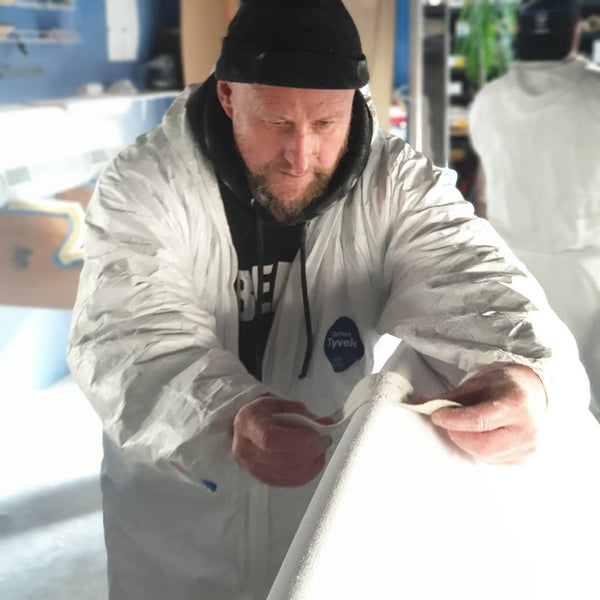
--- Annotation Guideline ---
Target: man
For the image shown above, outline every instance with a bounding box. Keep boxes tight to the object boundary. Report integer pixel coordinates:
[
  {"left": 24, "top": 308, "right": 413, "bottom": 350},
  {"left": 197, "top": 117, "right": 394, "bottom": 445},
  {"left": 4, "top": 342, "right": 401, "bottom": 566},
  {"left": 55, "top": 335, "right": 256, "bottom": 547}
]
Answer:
[
  {"left": 469, "top": 0, "right": 600, "bottom": 420},
  {"left": 68, "top": 0, "right": 588, "bottom": 598}
]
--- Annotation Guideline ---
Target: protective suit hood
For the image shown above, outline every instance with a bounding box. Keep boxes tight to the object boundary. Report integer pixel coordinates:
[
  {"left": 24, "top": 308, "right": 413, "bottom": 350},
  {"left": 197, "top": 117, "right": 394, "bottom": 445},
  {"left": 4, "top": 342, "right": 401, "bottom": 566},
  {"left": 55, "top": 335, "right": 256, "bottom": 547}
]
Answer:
[{"left": 505, "top": 55, "right": 591, "bottom": 111}]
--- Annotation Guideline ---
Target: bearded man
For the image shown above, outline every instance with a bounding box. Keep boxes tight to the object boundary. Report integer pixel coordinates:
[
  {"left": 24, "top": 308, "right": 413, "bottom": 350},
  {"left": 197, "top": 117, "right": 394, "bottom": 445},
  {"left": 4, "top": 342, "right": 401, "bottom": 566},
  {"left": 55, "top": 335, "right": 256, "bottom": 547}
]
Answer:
[{"left": 68, "top": 1, "right": 588, "bottom": 598}]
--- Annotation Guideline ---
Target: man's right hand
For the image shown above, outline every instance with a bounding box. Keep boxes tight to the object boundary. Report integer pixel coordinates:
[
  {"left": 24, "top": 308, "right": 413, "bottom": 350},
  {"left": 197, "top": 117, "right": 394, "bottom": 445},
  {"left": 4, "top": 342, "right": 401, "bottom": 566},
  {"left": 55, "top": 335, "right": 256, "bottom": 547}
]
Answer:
[{"left": 233, "top": 396, "right": 332, "bottom": 486}]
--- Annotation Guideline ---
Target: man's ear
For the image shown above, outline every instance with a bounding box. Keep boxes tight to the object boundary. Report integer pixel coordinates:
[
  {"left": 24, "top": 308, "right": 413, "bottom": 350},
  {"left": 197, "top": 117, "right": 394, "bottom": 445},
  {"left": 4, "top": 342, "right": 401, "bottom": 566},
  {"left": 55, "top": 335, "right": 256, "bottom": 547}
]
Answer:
[{"left": 216, "top": 81, "right": 234, "bottom": 119}]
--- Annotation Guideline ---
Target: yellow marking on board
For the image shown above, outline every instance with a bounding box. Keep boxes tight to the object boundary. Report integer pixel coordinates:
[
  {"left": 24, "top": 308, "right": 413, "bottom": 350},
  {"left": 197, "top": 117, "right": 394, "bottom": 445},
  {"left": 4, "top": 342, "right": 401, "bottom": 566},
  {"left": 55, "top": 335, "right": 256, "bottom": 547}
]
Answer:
[{"left": 4, "top": 198, "right": 85, "bottom": 267}]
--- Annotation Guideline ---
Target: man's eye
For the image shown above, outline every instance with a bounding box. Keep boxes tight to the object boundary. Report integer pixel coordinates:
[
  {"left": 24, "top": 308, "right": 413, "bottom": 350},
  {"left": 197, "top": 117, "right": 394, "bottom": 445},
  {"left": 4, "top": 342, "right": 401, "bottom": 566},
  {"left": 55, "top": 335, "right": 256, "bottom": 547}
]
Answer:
[{"left": 314, "top": 120, "right": 333, "bottom": 129}]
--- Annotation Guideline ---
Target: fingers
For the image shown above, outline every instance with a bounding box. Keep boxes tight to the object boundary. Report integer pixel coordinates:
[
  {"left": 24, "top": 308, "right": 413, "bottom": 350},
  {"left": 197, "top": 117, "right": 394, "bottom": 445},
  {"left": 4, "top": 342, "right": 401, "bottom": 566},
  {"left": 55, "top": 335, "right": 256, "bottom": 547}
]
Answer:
[
  {"left": 431, "top": 402, "right": 516, "bottom": 462},
  {"left": 233, "top": 433, "right": 327, "bottom": 486},
  {"left": 235, "top": 398, "right": 329, "bottom": 455},
  {"left": 233, "top": 425, "right": 332, "bottom": 463},
  {"left": 233, "top": 396, "right": 332, "bottom": 486},
  {"left": 431, "top": 400, "right": 515, "bottom": 433},
  {"left": 431, "top": 401, "right": 538, "bottom": 463},
  {"left": 428, "top": 363, "right": 547, "bottom": 464}
]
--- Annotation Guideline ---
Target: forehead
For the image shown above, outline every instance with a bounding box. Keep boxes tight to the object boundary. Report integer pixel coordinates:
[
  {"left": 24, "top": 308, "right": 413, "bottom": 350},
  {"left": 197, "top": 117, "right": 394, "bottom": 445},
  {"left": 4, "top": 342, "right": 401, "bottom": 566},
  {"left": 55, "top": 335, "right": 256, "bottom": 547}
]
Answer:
[{"left": 234, "top": 83, "right": 355, "bottom": 118}]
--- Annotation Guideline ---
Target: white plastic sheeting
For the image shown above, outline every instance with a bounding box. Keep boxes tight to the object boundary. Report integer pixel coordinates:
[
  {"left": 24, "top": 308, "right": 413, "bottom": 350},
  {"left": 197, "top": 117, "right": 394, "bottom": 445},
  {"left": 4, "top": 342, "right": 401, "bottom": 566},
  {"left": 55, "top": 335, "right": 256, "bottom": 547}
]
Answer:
[{"left": 0, "top": 92, "right": 178, "bottom": 207}]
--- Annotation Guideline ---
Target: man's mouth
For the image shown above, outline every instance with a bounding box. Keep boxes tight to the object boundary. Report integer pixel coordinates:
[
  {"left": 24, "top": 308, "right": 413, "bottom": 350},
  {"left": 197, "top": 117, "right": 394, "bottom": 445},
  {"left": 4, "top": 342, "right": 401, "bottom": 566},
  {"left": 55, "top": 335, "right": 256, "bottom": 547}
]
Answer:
[{"left": 279, "top": 171, "right": 311, "bottom": 179}]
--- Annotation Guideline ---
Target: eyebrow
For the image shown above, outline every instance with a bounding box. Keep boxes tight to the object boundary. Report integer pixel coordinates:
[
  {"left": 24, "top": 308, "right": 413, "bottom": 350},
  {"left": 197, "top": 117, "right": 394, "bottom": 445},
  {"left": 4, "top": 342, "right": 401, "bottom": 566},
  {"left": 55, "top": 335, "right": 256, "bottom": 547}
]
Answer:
[{"left": 256, "top": 107, "right": 348, "bottom": 121}]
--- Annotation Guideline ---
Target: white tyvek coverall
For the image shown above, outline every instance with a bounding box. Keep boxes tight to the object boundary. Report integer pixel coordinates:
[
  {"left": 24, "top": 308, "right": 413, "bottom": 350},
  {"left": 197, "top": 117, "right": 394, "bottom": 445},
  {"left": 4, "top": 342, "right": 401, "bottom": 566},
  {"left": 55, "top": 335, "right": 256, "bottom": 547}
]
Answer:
[
  {"left": 68, "top": 86, "right": 588, "bottom": 599},
  {"left": 469, "top": 56, "right": 600, "bottom": 419}
]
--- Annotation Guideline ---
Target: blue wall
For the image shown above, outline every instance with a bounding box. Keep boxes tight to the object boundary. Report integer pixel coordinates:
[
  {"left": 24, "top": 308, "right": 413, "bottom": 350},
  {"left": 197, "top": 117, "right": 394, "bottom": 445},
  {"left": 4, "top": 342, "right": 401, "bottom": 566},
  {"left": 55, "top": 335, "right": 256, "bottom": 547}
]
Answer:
[
  {"left": 0, "top": 0, "right": 179, "bottom": 104},
  {"left": 0, "top": 1, "right": 180, "bottom": 390},
  {"left": 394, "top": 0, "right": 410, "bottom": 89}
]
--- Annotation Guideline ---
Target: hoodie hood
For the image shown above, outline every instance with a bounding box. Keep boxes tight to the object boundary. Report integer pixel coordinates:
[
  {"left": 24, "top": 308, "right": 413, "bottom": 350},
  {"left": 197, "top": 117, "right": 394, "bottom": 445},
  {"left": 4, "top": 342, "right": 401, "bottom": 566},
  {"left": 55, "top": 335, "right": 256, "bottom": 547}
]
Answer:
[{"left": 506, "top": 55, "right": 588, "bottom": 111}]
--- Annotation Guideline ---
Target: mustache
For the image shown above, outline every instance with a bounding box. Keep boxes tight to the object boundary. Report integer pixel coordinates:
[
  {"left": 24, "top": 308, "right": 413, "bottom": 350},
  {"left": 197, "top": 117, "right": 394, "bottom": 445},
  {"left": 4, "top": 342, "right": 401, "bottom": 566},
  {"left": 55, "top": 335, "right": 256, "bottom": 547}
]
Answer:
[
  {"left": 246, "top": 169, "right": 331, "bottom": 222},
  {"left": 254, "top": 160, "right": 330, "bottom": 179}
]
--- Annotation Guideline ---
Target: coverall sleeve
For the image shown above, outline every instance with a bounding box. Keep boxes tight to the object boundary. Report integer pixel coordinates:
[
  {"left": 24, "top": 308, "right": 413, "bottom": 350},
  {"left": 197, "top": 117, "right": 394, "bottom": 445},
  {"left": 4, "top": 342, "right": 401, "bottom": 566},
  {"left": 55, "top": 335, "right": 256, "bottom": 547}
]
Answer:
[
  {"left": 377, "top": 147, "right": 590, "bottom": 412},
  {"left": 67, "top": 145, "right": 270, "bottom": 492}
]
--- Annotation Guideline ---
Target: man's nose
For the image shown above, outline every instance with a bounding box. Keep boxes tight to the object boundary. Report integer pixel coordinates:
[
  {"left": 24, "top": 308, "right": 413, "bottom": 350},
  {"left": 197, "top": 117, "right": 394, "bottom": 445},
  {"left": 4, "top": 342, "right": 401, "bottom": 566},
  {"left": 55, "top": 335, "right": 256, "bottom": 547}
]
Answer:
[{"left": 284, "top": 126, "right": 316, "bottom": 174}]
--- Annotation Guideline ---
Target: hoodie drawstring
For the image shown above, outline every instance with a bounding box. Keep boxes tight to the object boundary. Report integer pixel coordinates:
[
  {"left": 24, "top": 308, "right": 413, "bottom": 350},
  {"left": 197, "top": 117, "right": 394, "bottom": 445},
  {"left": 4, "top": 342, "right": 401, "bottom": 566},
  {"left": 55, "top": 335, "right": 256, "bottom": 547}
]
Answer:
[
  {"left": 253, "top": 208, "right": 313, "bottom": 381},
  {"left": 298, "top": 228, "right": 313, "bottom": 379},
  {"left": 255, "top": 210, "right": 265, "bottom": 381}
]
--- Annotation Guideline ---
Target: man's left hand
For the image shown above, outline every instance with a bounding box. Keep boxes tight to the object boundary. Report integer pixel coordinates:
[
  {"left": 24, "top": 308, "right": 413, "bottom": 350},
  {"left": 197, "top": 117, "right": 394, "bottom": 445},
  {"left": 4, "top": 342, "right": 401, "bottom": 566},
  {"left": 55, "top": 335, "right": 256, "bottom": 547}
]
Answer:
[{"left": 428, "top": 363, "right": 547, "bottom": 465}]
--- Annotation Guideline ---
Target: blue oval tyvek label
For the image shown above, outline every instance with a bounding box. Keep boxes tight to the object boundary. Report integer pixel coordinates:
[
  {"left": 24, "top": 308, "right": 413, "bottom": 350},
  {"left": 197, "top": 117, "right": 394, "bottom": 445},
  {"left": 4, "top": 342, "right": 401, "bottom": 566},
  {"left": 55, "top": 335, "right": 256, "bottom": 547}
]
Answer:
[{"left": 324, "top": 316, "right": 365, "bottom": 373}]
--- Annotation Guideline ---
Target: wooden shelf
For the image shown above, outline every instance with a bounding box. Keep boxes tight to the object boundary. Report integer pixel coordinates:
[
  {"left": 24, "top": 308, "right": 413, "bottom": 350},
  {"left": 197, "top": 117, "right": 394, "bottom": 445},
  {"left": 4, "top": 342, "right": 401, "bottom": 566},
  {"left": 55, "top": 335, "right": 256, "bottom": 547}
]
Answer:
[{"left": 0, "top": 28, "right": 81, "bottom": 45}]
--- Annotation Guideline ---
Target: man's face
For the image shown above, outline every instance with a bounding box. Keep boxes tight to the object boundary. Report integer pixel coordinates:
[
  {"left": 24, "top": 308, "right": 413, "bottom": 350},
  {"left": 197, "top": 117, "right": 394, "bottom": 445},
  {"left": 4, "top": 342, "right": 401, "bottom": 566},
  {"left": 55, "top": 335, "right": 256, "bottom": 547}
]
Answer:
[{"left": 217, "top": 81, "right": 354, "bottom": 221}]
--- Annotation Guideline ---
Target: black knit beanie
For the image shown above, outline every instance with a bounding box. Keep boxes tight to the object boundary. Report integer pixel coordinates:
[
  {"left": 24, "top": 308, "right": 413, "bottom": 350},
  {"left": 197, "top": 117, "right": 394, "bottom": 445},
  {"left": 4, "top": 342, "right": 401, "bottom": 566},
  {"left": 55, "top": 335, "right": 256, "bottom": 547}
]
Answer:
[{"left": 215, "top": 0, "right": 369, "bottom": 89}]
